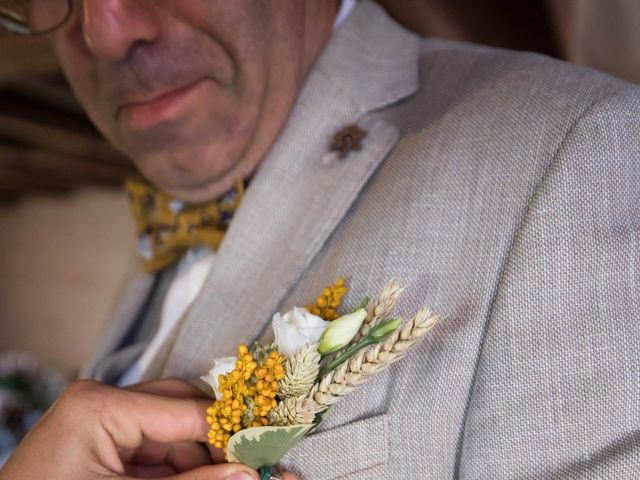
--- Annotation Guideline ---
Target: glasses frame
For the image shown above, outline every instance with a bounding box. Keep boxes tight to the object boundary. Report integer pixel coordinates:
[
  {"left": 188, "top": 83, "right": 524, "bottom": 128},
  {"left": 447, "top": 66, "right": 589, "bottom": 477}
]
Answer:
[{"left": 0, "top": 0, "right": 72, "bottom": 35}]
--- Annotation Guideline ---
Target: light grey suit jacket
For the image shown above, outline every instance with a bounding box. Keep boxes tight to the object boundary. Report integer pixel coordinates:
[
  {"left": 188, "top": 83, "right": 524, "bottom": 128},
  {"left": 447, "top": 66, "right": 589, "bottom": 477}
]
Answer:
[{"left": 82, "top": 1, "right": 640, "bottom": 478}]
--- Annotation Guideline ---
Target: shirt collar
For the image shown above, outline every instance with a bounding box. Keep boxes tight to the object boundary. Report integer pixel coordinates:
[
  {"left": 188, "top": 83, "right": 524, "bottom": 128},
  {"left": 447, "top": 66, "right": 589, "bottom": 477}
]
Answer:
[{"left": 334, "top": 0, "right": 357, "bottom": 29}]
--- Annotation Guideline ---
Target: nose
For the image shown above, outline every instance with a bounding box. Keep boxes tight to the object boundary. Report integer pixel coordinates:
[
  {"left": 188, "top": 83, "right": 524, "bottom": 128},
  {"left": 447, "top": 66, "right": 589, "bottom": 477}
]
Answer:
[{"left": 80, "top": 0, "right": 161, "bottom": 61}]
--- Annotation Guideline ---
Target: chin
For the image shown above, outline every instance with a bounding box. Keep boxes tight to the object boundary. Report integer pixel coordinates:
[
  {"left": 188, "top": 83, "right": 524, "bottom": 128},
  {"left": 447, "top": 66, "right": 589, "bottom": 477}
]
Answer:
[
  {"left": 135, "top": 158, "right": 240, "bottom": 202},
  {"left": 160, "top": 180, "right": 239, "bottom": 203}
]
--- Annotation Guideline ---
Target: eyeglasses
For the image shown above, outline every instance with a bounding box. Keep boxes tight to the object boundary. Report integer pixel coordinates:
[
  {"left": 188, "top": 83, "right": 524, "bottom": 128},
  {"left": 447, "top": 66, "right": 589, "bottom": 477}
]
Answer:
[{"left": 0, "top": 0, "right": 72, "bottom": 35}]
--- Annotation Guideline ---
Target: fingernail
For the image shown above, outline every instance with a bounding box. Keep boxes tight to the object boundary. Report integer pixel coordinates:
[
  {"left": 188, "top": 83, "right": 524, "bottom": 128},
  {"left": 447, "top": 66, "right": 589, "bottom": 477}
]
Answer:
[{"left": 227, "top": 472, "right": 257, "bottom": 480}]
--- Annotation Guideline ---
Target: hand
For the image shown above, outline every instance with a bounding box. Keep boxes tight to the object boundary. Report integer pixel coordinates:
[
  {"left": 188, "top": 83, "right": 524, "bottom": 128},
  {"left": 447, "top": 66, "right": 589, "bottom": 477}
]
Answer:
[
  {"left": 123, "top": 379, "right": 299, "bottom": 480},
  {"left": 0, "top": 379, "right": 261, "bottom": 480}
]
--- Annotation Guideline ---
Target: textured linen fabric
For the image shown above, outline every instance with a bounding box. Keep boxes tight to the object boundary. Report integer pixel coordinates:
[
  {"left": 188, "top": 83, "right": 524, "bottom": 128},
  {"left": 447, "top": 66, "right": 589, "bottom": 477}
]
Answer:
[{"left": 82, "top": 1, "right": 640, "bottom": 478}]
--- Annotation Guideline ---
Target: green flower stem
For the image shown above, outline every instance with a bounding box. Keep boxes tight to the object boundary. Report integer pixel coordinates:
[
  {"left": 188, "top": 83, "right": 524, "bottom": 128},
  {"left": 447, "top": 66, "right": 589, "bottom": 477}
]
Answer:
[
  {"left": 258, "top": 465, "right": 272, "bottom": 480},
  {"left": 318, "top": 318, "right": 400, "bottom": 378},
  {"left": 319, "top": 337, "right": 375, "bottom": 378}
]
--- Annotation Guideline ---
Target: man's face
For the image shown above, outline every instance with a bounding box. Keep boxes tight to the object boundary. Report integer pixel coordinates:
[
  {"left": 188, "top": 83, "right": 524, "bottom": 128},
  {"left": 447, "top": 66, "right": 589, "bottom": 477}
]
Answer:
[{"left": 51, "top": 1, "right": 336, "bottom": 201}]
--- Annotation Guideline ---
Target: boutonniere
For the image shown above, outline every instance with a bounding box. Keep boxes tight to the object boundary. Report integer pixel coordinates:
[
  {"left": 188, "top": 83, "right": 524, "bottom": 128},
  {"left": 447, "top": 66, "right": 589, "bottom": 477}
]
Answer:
[{"left": 201, "top": 278, "right": 438, "bottom": 479}]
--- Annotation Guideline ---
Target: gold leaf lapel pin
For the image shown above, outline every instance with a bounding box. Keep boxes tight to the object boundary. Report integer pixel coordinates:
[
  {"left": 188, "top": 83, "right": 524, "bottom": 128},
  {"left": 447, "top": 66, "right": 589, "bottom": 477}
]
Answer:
[{"left": 330, "top": 124, "right": 368, "bottom": 159}]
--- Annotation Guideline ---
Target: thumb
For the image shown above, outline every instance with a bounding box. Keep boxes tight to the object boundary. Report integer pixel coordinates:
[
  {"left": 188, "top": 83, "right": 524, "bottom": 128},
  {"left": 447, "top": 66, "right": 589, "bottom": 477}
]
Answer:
[{"left": 117, "top": 463, "right": 259, "bottom": 480}]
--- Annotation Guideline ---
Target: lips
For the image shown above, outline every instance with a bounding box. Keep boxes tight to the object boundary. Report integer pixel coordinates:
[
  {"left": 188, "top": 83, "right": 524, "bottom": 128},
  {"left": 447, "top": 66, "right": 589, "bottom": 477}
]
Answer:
[{"left": 118, "top": 80, "right": 207, "bottom": 130}]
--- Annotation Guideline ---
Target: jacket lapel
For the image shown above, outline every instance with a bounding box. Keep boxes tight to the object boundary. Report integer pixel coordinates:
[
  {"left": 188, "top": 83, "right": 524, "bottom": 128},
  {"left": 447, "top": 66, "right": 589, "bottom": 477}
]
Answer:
[{"left": 157, "top": 0, "right": 421, "bottom": 381}]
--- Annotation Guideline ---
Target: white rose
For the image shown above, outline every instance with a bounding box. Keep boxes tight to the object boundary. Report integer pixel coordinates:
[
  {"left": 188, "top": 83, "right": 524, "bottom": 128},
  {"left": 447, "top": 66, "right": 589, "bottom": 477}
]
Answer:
[
  {"left": 200, "top": 356, "right": 237, "bottom": 400},
  {"left": 272, "top": 307, "right": 329, "bottom": 356}
]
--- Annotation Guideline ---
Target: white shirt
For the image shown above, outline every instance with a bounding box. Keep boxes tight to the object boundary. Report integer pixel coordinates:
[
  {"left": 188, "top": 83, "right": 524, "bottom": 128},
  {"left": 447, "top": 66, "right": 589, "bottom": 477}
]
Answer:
[{"left": 117, "top": 0, "right": 357, "bottom": 386}]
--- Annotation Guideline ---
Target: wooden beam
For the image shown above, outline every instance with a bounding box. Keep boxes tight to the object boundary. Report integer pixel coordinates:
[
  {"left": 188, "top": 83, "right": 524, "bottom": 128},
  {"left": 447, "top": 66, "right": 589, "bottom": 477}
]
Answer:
[
  {"left": 0, "top": 113, "right": 131, "bottom": 165},
  {"left": 1, "top": 78, "right": 83, "bottom": 114},
  {"left": 0, "top": 144, "right": 136, "bottom": 186},
  {"left": 0, "top": 168, "right": 75, "bottom": 196}
]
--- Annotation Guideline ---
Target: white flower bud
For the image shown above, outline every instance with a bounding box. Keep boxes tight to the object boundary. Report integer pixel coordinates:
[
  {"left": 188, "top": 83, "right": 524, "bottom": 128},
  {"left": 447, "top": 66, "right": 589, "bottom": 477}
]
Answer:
[{"left": 318, "top": 308, "right": 366, "bottom": 354}]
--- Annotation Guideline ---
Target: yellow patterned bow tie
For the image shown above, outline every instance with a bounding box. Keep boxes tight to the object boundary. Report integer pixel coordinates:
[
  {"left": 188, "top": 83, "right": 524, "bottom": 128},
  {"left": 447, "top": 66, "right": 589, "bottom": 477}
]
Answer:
[{"left": 125, "top": 179, "right": 245, "bottom": 273}]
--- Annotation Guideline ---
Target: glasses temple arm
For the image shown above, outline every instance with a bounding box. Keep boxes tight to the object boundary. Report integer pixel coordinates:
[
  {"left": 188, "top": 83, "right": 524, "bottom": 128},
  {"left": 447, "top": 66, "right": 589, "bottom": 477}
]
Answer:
[{"left": 0, "top": 14, "right": 31, "bottom": 34}]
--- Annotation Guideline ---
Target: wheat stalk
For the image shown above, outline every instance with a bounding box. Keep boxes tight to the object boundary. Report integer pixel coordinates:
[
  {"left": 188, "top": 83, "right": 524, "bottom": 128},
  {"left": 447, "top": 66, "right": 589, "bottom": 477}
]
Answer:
[
  {"left": 279, "top": 343, "right": 321, "bottom": 398},
  {"left": 352, "top": 279, "right": 404, "bottom": 343},
  {"left": 269, "top": 395, "right": 324, "bottom": 426},
  {"left": 310, "top": 307, "right": 438, "bottom": 409}
]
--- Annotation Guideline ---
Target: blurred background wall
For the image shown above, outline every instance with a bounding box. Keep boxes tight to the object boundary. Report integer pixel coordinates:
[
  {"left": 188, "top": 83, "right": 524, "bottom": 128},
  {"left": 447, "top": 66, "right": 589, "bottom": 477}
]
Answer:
[
  {"left": 0, "top": 35, "right": 137, "bottom": 375},
  {"left": 0, "top": 0, "right": 638, "bottom": 378}
]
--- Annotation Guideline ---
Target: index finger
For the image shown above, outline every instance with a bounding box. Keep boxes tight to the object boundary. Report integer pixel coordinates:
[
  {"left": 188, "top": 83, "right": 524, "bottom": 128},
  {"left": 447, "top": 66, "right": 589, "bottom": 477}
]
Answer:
[
  {"left": 125, "top": 378, "right": 209, "bottom": 398},
  {"left": 113, "top": 389, "right": 211, "bottom": 449},
  {"left": 74, "top": 381, "right": 212, "bottom": 449}
]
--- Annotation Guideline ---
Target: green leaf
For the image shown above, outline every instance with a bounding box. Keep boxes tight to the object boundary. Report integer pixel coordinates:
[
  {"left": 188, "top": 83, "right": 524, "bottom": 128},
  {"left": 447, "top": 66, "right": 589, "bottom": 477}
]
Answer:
[{"left": 227, "top": 424, "right": 313, "bottom": 470}]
